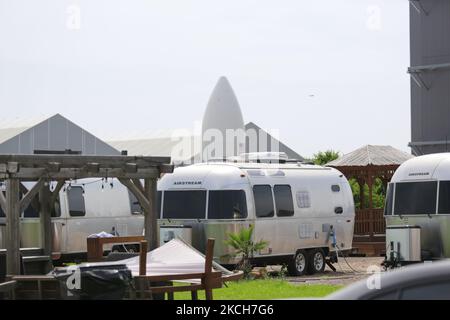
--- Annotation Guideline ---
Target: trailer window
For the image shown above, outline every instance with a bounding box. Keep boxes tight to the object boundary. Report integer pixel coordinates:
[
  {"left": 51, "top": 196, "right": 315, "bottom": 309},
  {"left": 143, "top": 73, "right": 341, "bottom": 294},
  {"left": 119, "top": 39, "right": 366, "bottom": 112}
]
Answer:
[
  {"left": 438, "top": 181, "right": 450, "bottom": 214},
  {"left": 157, "top": 191, "right": 162, "bottom": 217},
  {"left": 274, "top": 185, "right": 294, "bottom": 217},
  {"left": 68, "top": 186, "right": 86, "bottom": 217},
  {"left": 24, "top": 205, "right": 39, "bottom": 218},
  {"left": 208, "top": 190, "right": 247, "bottom": 219},
  {"left": 162, "top": 190, "right": 206, "bottom": 219},
  {"left": 253, "top": 185, "right": 274, "bottom": 218},
  {"left": 394, "top": 181, "right": 437, "bottom": 215},
  {"left": 52, "top": 195, "right": 61, "bottom": 217},
  {"left": 0, "top": 193, "right": 4, "bottom": 216},
  {"left": 129, "top": 191, "right": 141, "bottom": 215},
  {"left": 331, "top": 185, "right": 340, "bottom": 192},
  {"left": 22, "top": 188, "right": 39, "bottom": 218},
  {"left": 384, "top": 183, "right": 394, "bottom": 215}
]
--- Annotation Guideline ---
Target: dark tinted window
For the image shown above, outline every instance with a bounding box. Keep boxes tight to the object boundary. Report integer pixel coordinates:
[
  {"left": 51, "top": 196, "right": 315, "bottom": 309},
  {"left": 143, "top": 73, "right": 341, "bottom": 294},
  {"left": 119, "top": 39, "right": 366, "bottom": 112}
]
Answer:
[
  {"left": 52, "top": 195, "right": 61, "bottom": 217},
  {"left": 22, "top": 187, "right": 39, "bottom": 218},
  {"left": 157, "top": 191, "right": 162, "bottom": 217},
  {"left": 384, "top": 183, "right": 394, "bottom": 215},
  {"left": 129, "top": 191, "right": 142, "bottom": 215},
  {"left": 274, "top": 185, "right": 294, "bottom": 217},
  {"left": 253, "top": 185, "right": 274, "bottom": 218},
  {"left": 208, "top": 190, "right": 247, "bottom": 219},
  {"left": 24, "top": 205, "right": 39, "bottom": 218},
  {"left": 401, "top": 281, "right": 450, "bottom": 299},
  {"left": 438, "top": 181, "right": 450, "bottom": 214},
  {"left": 394, "top": 182, "right": 437, "bottom": 215},
  {"left": 331, "top": 185, "right": 340, "bottom": 192},
  {"left": 0, "top": 193, "right": 4, "bottom": 217},
  {"left": 162, "top": 190, "right": 206, "bottom": 219},
  {"left": 68, "top": 186, "right": 86, "bottom": 217}
]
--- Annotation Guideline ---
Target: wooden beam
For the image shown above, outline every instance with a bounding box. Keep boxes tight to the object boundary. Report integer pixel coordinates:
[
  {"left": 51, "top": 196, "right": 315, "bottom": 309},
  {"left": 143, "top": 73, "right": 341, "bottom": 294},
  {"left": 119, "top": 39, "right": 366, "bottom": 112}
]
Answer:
[
  {"left": 1, "top": 167, "right": 161, "bottom": 180},
  {"left": 139, "top": 240, "right": 148, "bottom": 276},
  {"left": 204, "top": 238, "right": 216, "bottom": 300},
  {"left": 19, "top": 178, "right": 45, "bottom": 213},
  {"left": 6, "top": 179, "right": 21, "bottom": 275},
  {"left": 49, "top": 180, "right": 65, "bottom": 206},
  {"left": 144, "top": 178, "right": 158, "bottom": 250},
  {"left": 0, "top": 154, "right": 171, "bottom": 169},
  {"left": 20, "top": 182, "right": 41, "bottom": 213},
  {"left": 39, "top": 183, "right": 52, "bottom": 264},
  {"left": 118, "top": 178, "right": 151, "bottom": 213},
  {"left": 132, "top": 179, "right": 145, "bottom": 194}
]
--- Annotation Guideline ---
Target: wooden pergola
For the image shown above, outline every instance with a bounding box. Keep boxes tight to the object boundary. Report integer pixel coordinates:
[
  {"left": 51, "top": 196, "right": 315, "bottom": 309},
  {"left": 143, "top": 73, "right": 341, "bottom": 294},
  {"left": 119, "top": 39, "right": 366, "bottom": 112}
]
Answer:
[
  {"left": 0, "top": 154, "right": 173, "bottom": 275},
  {"left": 327, "top": 145, "right": 413, "bottom": 255}
]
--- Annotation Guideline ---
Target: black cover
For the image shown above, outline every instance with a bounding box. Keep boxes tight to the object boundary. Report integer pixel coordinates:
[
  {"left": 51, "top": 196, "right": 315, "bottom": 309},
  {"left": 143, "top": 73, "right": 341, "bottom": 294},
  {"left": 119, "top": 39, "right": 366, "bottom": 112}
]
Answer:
[{"left": 55, "top": 264, "right": 132, "bottom": 300}]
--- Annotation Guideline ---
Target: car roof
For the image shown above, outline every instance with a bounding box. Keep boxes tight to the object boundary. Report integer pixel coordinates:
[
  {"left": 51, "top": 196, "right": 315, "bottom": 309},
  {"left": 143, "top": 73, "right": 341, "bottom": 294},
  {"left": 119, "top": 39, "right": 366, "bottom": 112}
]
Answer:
[{"left": 327, "top": 260, "right": 450, "bottom": 300}]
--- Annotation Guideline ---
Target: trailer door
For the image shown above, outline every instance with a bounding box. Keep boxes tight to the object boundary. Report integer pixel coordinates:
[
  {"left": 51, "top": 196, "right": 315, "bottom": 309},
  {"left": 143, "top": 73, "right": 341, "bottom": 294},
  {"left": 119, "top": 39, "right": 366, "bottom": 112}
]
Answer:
[{"left": 331, "top": 183, "right": 348, "bottom": 249}]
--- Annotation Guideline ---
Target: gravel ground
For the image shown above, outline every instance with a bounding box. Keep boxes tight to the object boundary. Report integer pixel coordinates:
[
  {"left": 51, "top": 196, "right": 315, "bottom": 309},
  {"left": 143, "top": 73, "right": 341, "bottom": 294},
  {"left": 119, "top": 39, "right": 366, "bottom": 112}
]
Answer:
[{"left": 287, "top": 257, "right": 385, "bottom": 286}]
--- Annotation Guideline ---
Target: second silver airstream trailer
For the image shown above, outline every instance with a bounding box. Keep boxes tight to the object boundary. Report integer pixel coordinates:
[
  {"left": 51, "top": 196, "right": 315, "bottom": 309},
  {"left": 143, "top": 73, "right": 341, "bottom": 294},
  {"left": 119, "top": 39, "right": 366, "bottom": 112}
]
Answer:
[
  {"left": 157, "top": 159, "right": 355, "bottom": 275},
  {"left": 385, "top": 153, "right": 450, "bottom": 262},
  {"left": 0, "top": 178, "right": 144, "bottom": 261}
]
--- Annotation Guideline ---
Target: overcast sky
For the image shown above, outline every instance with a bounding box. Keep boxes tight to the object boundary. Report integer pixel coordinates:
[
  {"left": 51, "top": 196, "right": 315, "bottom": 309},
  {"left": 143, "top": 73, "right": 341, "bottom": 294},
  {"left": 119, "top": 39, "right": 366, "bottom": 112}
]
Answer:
[{"left": 0, "top": 0, "right": 410, "bottom": 158}]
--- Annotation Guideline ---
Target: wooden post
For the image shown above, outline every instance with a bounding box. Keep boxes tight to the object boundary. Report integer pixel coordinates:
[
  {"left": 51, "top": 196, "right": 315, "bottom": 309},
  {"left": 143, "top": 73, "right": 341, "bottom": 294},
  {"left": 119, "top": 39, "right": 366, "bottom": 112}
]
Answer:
[
  {"left": 139, "top": 240, "right": 148, "bottom": 276},
  {"left": 144, "top": 178, "right": 158, "bottom": 251},
  {"left": 357, "top": 178, "right": 365, "bottom": 209},
  {"left": 139, "top": 240, "right": 148, "bottom": 300},
  {"left": 6, "top": 179, "right": 21, "bottom": 275},
  {"left": 39, "top": 182, "right": 52, "bottom": 270},
  {"left": 368, "top": 175, "right": 374, "bottom": 240},
  {"left": 204, "top": 238, "right": 215, "bottom": 300}
]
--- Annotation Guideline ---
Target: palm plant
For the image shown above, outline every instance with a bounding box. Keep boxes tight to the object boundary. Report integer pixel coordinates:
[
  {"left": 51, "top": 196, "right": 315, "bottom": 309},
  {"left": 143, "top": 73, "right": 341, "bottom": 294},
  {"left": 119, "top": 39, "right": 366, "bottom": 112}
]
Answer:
[{"left": 224, "top": 225, "right": 268, "bottom": 278}]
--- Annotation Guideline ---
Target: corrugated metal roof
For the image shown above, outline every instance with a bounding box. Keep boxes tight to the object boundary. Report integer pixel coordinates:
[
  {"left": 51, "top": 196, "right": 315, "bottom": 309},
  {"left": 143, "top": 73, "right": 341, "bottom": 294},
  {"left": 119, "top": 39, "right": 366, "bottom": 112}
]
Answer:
[
  {"left": 108, "top": 122, "right": 305, "bottom": 163},
  {"left": 326, "top": 145, "right": 414, "bottom": 167},
  {"left": 0, "top": 115, "right": 51, "bottom": 144},
  {"left": 245, "top": 122, "right": 304, "bottom": 160},
  {"left": 108, "top": 135, "right": 201, "bottom": 162}
]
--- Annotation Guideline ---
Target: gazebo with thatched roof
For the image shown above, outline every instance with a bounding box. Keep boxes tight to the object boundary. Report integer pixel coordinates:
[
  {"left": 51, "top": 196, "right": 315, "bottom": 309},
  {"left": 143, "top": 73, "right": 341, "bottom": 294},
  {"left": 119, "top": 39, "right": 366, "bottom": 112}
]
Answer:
[{"left": 327, "top": 145, "right": 414, "bottom": 256}]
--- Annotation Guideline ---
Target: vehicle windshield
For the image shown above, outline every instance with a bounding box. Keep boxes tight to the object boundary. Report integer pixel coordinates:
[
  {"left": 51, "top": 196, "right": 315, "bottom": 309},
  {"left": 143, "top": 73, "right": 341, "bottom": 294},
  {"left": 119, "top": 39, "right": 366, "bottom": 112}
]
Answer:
[
  {"left": 162, "top": 190, "right": 206, "bottom": 219},
  {"left": 208, "top": 190, "right": 248, "bottom": 219},
  {"left": 393, "top": 181, "right": 437, "bottom": 215}
]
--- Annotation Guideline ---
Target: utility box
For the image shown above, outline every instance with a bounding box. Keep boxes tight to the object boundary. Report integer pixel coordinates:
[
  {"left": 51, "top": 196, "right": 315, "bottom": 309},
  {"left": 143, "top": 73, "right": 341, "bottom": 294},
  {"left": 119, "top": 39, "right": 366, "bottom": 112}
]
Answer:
[
  {"left": 386, "top": 225, "right": 421, "bottom": 263},
  {"left": 159, "top": 225, "right": 192, "bottom": 246}
]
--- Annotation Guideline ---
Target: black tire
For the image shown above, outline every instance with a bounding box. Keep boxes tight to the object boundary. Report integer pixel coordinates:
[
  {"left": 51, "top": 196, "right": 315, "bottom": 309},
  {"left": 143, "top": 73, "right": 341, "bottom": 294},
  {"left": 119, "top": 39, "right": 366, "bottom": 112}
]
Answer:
[
  {"left": 307, "top": 248, "right": 326, "bottom": 275},
  {"left": 288, "top": 250, "right": 308, "bottom": 276}
]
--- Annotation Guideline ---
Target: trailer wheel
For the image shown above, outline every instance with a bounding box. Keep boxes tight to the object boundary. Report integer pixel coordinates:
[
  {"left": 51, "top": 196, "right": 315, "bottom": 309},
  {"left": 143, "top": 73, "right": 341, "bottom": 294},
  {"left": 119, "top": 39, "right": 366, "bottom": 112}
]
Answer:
[
  {"left": 307, "top": 249, "right": 325, "bottom": 274},
  {"left": 288, "top": 250, "right": 308, "bottom": 276}
]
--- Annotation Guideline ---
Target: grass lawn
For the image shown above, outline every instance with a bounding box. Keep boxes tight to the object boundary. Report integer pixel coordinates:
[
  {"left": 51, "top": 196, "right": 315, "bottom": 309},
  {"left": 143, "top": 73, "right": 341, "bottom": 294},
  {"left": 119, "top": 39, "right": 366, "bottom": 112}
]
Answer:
[{"left": 173, "top": 279, "right": 343, "bottom": 300}]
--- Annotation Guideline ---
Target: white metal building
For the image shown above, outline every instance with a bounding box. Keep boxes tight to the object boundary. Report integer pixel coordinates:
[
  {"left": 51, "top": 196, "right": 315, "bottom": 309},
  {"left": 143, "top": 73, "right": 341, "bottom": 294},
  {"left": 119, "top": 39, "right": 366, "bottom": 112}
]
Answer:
[{"left": 0, "top": 114, "right": 120, "bottom": 155}]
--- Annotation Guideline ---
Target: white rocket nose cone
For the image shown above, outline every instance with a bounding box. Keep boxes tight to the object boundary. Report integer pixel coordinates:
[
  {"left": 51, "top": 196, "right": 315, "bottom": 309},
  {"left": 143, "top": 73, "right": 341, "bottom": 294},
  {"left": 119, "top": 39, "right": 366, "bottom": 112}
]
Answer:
[{"left": 202, "top": 76, "right": 245, "bottom": 133}]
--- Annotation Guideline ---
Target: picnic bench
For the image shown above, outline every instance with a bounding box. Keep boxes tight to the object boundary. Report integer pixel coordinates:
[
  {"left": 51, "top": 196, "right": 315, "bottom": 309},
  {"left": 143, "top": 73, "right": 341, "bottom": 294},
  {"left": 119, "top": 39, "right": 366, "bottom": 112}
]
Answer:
[{"left": 0, "top": 236, "right": 242, "bottom": 300}]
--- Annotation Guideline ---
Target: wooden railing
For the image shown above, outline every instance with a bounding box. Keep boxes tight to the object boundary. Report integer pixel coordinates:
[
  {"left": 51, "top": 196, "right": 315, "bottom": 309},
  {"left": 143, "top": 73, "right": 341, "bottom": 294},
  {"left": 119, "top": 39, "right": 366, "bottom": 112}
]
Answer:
[
  {"left": 354, "top": 208, "right": 385, "bottom": 237},
  {"left": 87, "top": 235, "right": 145, "bottom": 262}
]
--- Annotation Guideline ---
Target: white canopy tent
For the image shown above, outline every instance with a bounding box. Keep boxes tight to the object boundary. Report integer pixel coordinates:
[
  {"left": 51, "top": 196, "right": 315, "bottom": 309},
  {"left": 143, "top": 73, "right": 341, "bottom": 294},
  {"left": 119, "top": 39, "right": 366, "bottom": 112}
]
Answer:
[{"left": 70, "top": 238, "right": 232, "bottom": 278}]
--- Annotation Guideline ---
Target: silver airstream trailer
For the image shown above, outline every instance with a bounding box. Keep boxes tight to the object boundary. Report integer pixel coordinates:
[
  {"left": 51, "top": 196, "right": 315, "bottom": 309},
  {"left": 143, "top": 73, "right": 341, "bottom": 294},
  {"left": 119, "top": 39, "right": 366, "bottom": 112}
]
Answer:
[
  {"left": 157, "top": 157, "right": 355, "bottom": 275},
  {"left": 384, "top": 153, "right": 450, "bottom": 262},
  {"left": 0, "top": 178, "right": 144, "bottom": 261}
]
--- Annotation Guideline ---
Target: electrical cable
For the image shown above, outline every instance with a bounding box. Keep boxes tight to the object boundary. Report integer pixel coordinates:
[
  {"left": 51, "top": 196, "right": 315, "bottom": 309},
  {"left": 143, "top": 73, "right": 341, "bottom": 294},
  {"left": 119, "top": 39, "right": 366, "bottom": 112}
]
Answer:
[{"left": 334, "top": 244, "right": 367, "bottom": 275}]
